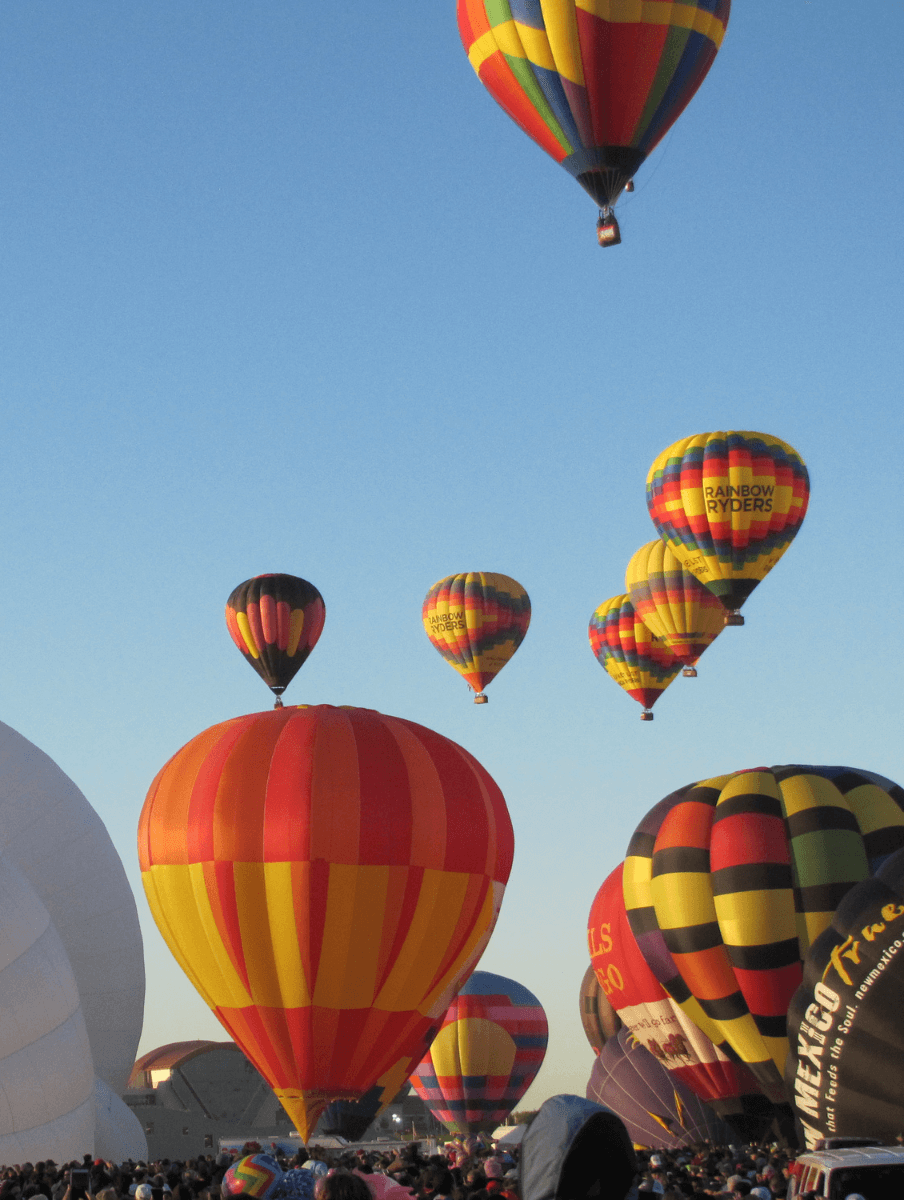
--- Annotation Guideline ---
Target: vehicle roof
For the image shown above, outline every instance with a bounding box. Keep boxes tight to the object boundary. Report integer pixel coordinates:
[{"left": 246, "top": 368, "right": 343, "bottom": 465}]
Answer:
[{"left": 797, "top": 1146, "right": 904, "bottom": 1169}]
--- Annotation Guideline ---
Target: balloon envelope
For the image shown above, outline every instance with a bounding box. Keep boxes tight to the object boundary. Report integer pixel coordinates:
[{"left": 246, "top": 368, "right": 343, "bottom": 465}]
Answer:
[
  {"left": 456, "top": 0, "right": 731, "bottom": 210},
  {"left": 588, "top": 595, "right": 680, "bottom": 716},
  {"left": 587, "top": 1027, "right": 734, "bottom": 1150},
  {"left": 139, "top": 704, "right": 514, "bottom": 1140},
  {"left": 622, "top": 766, "right": 904, "bottom": 1099},
  {"left": 786, "top": 845, "right": 904, "bottom": 1147},
  {"left": 410, "top": 970, "right": 548, "bottom": 1134},
  {"left": 646, "top": 431, "right": 810, "bottom": 615},
  {"left": 626, "top": 540, "right": 726, "bottom": 667},
  {"left": 422, "top": 573, "right": 530, "bottom": 700},
  {"left": 578, "top": 963, "right": 620, "bottom": 1056},
  {"left": 226, "top": 574, "right": 326, "bottom": 698}
]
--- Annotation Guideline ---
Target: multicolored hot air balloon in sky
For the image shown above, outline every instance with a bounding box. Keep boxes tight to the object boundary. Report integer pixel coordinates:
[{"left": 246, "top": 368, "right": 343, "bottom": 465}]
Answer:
[
  {"left": 646, "top": 432, "right": 810, "bottom": 624},
  {"left": 622, "top": 766, "right": 904, "bottom": 1101},
  {"left": 226, "top": 574, "right": 325, "bottom": 704},
  {"left": 456, "top": 0, "right": 731, "bottom": 242},
  {"left": 626, "top": 540, "right": 726, "bottom": 676},
  {"left": 422, "top": 573, "right": 530, "bottom": 703},
  {"left": 588, "top": 595, "right": 680, "bottom": 720},
  {"left": 139, "top": 704, "right": 515, "bottom": 1141},
  {"left": 410, "top": 970, "right": 548, "bottom": 1134},
  {"left": 587, "top": 1027, "right": 734, "bottom": 1151}
]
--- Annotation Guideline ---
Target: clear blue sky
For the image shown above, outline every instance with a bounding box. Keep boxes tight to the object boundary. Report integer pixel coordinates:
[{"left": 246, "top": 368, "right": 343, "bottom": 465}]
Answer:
[{"left": 1, "top": 2, "right": 903, "bottom": 1112}]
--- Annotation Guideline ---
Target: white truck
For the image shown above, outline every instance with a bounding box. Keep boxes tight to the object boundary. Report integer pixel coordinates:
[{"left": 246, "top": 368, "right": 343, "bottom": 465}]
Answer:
[{"left": 789, "top": 1144, "right": 904, "bottom": 1200}]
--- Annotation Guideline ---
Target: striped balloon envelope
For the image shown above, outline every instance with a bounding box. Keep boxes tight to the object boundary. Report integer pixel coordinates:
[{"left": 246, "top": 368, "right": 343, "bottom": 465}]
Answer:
[
  {"left": 422, "top": 573, "right": 530, "bottom": 703},
  {"left": 625, "top": 540, "right": 726, "bottom": 674},
  {"left": 622, "top": 766, "right": 904, "bottom": 1099},
  {"left": 588, "top": 863, "right": 769, "bottom": 1129},
  {"left": 646, "top": 431, "right": 810, "bottom": 622},
  {"left": 456, "top": 0, "right": 730, "bottom": 219},
  {"left": 578, "top": 963, "right": 621, "bottom": 1056},
  {"left": 222, "top": 1155, "right": 282, "bottom": 1200},
  {"left": 588, "top": 595, "right": 681, "bottom": 720},
  {"left": 138, "top": 705, "right": 514, "bottom": 1141},
  {"left": 225, "top": 574, "right": 325, "bottom": 703},
  {"left": 410, "top": 970, "right": 548, "bottom": 1134},
  {"left": 587, "top": 1027, "right": 734, "bottom": 1151}
]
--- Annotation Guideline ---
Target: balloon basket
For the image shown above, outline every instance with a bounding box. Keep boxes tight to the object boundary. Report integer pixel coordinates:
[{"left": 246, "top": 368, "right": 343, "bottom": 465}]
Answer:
[
  {"left": 682, "top": 667, "right": 697, "bottom": 678},
  {"left": 474, "top": 693, "right": 488, "bottom": 705},
  {"left": 596, "top": 213, "right": 622, "bottom": 247},
  {"left": 640, "top": 710, "right": 654, "bottom": 721},
  {"left": 725, "top": 612, "right": 745, "bottom": 627},
  {"left": 273, "top": 696, "right": 284, "bottom": 708}
]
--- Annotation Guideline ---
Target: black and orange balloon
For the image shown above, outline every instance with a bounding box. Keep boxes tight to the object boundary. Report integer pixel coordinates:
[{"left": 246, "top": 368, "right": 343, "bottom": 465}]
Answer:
[{"left": 225, "top": 574, "right": 325, "bottom": 703}]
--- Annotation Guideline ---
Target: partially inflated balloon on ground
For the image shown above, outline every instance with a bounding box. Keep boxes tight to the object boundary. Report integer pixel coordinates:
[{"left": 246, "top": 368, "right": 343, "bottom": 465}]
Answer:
[
  {"left": 226, "top": 574, "right": 325, "bottom": 703},
  {"left": 626, "top": 540, "right": 726, "bottom": 675},
  {"left": 422, "top": 573, "right": 530, "bottom": 703},
  {"left": 410, "top": 970, "right": 547, "bottom": 1134},
  {"left": 646, "top": 431, "right": 809, "bottom": 623},
  {"left": 588, "top": 863, "right": 770, "bottom": 1135},
  {"left": 587, "top": 1028, "right": 734, "bottom": 1150},
  {"left": 786, "top": 845, "right": 904, "bottom": 1147},
  {"left": 589, "top": 595, "right": 681, "bottom": 719},
  {"left": 623, "top": 766, "right": 904, "bottom": 1099},
  {"left": 139, "top": 705, "right": 514, "bottom": 1140}
]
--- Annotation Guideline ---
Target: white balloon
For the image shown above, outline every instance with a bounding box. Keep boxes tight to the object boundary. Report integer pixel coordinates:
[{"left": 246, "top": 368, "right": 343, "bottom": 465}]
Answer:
[
  {"left": 0, "top": 719, "right": 145, "bottom": 1094},
  {"left": 94, "top": 1077, "right": 148, "bottom": 1163},
  {"left": 0, "top": 852, "right": 95, "bottom": 1162}
]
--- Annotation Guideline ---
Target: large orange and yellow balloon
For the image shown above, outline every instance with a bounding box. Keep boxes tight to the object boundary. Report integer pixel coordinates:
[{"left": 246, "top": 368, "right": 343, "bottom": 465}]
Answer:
[
  {"left": 646, "top": 432, "right": 810, "bottom": 623},
  {"left": 138, "top": 704, "right": 514, "bottom": 1140},
  {"left": 422, "top": 573, "right": 530, "bottom": 703},
  {"left": 625, "top": 540, "right": 726, "bottom": 676},
  {"left": 225, "top": 574, "right": 325, "bottom": 703}
]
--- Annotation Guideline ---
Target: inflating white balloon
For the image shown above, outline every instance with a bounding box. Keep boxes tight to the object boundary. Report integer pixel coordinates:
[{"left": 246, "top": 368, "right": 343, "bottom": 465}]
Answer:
[
  {"left": 0, "top": 719, "right": 145, "bottom": 1094},
  {"left": 0, "top": 851, "right": 94, "bottom": 1162}
]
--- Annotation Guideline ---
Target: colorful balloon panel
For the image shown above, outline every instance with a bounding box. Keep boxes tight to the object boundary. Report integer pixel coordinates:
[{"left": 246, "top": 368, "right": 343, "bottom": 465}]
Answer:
[
  {"left": 588, "top": 595, "right": 681, "bottom": 714},
  {"left": 646, "top": 431, "right": 810, "bottom": 614},
  {"left": 588, "top": 863, "right": 760, "bottom": 1113},
  {"left": 622, "top": 766, "right": 904, "bottom": 1099},
  {"left": 222, "top": 1155, "right": 283, "bottom": 1200},
  {"left": 579, "top": 963, "right": 621, "bottom": 1056},
  {"left": 786, "top": 846, "right": 904, "bottom": 1147},
  {"left": 422, "top": 573, "right": 530, "bottom": 699},
  {"left": 410, "top": 970, "right": 548, "bottom": 1134},
  {"left": 626, "top": 540, "right": 726, "bottom": 667},
  {"left": 226, "top": 574, "right": 325, "bottom": 698},
  {"left": 138, "top": 705, "right": 515, "bottom": 1141},
  {"left": 587, "top": 1027, "right": 734, "bottom": 1150},
  {"left": 457, "top": 0, "right": 731, "bottom": 209}
]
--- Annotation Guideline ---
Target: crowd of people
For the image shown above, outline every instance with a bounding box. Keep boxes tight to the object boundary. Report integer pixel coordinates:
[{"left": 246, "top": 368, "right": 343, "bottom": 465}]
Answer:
[{"left": 0, "top": 1140, "right": 798, "bottom": 1200}]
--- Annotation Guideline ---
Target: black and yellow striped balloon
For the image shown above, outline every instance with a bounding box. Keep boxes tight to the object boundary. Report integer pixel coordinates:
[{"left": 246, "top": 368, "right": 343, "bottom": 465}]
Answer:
[{"left": 622, "top": 766, "right": 904, "bottom": 1096}]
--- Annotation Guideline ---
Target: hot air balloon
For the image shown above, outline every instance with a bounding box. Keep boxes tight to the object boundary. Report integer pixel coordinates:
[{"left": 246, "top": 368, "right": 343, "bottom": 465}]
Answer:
[
  {"left": 646, "top": 431, "right": 810, "bottom": 624},
  {"left": 422, "top": 573, "right": 530, "bottom": 704},
  {"left": 588, "top": 595, "right": 681, "bottom": 720},
  {"left": 138, "top": 704, "right": 515, "bottom": 1141},
  {"left": 588, "top": 863, "right": 774, "bottom": 1138},
  {"left": 587, "top": 1027, "right": 734, "bottom": 1150},
  {"left": 626, "top": 541, "right": 726, "bottom": 677},
  {"left": 225, "top": 575, "right": 325, "bottom": 705},
  {"left": 456, "top": 0, "right": 731, "bottom": 242},
  {"left": 579, "top": 964, "right": 620, "bottom": 1056},
  {"left": 410, "top": 970, "right": 548, "bottom": 1134},
  {"left": 622, "top": 766, "right": 904, "bottom": 1103},
  {"left": 786, "top": 845, "right": 904, "bottom": 1148}
]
